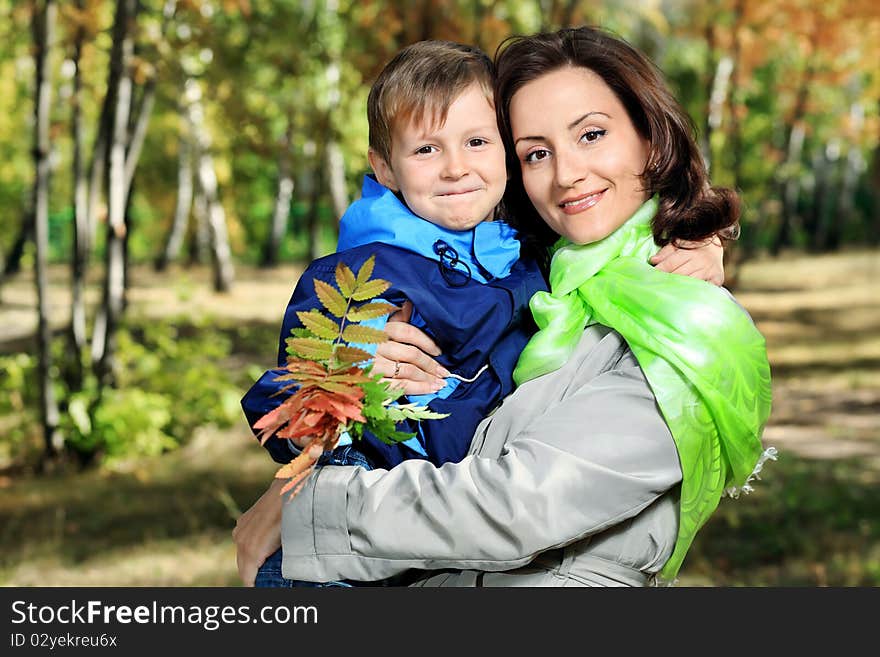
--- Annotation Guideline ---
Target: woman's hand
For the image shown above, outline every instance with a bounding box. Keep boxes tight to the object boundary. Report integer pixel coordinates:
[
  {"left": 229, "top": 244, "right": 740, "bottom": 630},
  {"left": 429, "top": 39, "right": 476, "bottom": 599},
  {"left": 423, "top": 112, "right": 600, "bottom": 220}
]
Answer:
[
  {"left": 232, "top": 478, "right": 285, "bottom": 587},
  {"left": 372, "top": 301, "right": 450, "bottom": 395},
  {"left": 650, "top": 235, "right": 725, "bottom": 286}
]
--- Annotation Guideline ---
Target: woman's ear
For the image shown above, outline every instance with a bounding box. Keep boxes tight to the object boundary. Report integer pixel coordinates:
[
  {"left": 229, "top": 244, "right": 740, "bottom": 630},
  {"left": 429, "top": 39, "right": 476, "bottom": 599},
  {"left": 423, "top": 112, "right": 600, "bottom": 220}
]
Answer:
[{"left": 368, "top": 148, "right": 399, "bottom": 191}]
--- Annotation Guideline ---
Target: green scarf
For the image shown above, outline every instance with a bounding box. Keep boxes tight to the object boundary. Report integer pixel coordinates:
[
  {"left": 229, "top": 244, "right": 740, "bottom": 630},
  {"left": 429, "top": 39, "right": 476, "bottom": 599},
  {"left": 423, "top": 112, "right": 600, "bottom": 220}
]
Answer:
[{"left": 514, "top": 195, "right": 773, "bottom": 580}]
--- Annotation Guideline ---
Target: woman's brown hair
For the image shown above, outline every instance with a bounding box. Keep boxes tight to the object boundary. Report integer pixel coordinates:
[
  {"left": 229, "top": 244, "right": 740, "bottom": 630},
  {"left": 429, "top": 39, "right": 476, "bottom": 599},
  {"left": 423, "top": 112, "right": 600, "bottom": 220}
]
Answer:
[{"left": 494, "top": 26, "right": 740, "bottom": 269}]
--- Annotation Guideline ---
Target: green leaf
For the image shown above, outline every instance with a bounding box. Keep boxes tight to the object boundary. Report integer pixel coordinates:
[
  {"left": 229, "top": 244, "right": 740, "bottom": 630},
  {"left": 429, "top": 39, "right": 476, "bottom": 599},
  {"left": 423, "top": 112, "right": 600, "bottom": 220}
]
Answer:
[
  {"left": 355, "top": 255, "right": 376, "bottom": 286},
  {"left": 385, "top": 403, "right": 450, "bottom": 422},
  {"left": 287, "top": 337, "right": 335, "bottom": 360},
  {"left": 346, "top": 302, "right": 398, "bottom": 322},
  {"left": 341, "top": 325, "right": 388, "bottom": 345},
  {"left": 351, "top": 278, "right": 391, "bottom": 301},
  {"left": 297, "top": 310, "right": 340, "bottom": 339},
  {"left": 335, "top": 262, "right": 357, "bottom": 297},
  {"left": 289, "top": 327, "right": 313, "bottom": 339},
  {"left": 314, "top": 279, "right": 349, "bottom": 317},
  {"left": 372, "top": 429, "right": 417, "bottom": 446},
  {"left": 334, "top": 345, "right": 374, "bottom": 364}
]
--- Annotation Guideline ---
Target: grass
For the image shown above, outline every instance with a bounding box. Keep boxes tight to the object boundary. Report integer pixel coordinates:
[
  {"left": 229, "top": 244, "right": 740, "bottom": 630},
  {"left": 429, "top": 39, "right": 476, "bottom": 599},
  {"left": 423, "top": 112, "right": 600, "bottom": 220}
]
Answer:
[{"left": 1, "top": 250, "right": 879, "bottom": 586}]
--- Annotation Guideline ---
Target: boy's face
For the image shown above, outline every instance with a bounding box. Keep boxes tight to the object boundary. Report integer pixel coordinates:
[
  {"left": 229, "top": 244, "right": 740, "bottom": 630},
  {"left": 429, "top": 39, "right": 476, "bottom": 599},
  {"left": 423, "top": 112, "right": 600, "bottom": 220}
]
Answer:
[{"left": 370, "top": 82, "right": 507, "bottom": 231}]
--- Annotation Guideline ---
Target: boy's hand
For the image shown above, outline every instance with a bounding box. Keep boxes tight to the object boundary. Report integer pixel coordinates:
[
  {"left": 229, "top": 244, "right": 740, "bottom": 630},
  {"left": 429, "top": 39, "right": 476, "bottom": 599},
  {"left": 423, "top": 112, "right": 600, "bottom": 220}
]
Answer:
[
  {"left": 650, "top": 235, "right": 725, "bottom": 286},
  {"left": 374, "top": 301, "right": 450, "bottom": 394}
]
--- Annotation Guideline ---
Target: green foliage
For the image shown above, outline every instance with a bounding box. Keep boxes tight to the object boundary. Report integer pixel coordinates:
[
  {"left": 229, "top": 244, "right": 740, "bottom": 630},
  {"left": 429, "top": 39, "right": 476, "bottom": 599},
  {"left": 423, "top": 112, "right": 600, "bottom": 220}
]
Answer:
[
  {"left": 0, "top": 353, "right": 40, "bottom": 465},
  {"left": 0, "top": 319, "right": 246, "bottom": 469}
]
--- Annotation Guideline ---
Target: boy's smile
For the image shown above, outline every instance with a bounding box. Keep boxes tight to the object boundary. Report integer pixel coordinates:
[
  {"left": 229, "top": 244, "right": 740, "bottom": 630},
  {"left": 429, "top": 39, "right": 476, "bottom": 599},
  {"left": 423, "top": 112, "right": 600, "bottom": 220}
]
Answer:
[{"left": 370, "top": 83, "right": 507, "bottom": 231}]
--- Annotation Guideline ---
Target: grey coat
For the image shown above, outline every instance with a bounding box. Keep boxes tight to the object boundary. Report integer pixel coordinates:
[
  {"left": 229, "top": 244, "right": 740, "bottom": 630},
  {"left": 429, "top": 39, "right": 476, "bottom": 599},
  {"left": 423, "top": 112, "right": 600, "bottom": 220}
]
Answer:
[{"left": 280, "top": 325, "right": 683, "bottom": 586}]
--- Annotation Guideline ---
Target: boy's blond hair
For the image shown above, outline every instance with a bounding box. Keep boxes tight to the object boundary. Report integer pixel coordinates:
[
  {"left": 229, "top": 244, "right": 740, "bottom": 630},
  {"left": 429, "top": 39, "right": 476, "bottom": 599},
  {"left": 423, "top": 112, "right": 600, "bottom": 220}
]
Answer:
[{"left": 367, "top": 40, "right": 495, "bottom": 164}]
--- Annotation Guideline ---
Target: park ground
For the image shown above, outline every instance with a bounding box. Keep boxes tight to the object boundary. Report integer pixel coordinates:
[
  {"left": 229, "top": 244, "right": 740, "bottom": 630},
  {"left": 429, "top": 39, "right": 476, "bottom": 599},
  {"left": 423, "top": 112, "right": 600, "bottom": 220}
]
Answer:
[{"left": 1, "top": 249, "right": 878, "bottom": 586}]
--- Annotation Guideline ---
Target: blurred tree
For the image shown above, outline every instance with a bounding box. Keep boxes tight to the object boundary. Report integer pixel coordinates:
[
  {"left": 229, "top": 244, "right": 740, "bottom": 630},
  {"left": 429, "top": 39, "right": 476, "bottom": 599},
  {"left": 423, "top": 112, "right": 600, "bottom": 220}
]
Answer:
[{"left": 31, "top": 0, "right": 61, "bottom": 463}]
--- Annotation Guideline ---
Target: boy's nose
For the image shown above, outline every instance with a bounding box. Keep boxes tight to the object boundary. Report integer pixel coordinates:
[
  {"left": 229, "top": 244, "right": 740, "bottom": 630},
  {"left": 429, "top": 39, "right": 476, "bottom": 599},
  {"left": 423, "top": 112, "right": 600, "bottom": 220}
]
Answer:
[{"left": 440, "top": 153, "right": 468, "bottom": 179}]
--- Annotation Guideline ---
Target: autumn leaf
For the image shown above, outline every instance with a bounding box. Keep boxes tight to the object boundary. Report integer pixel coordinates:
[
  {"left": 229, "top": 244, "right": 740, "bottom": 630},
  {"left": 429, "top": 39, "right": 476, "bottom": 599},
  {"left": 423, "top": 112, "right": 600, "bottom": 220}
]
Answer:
[
  {"left": 314, "top": 279, "right": 349, "bottom": 317},
  {"left": 318, "top": 380, "right": 367, "bottom": 398},
  {"left": 355, "top": 255, "right": 376, "bottom": 286},
  {"left": 346, "top": 301, "right": 399, "bottom": 322},
  {"left": 351, "top": 278, "right": 391, "bottom": 301},
  {"left": 296, "top": 310, "right": 339, "bottom": 339},
  {"left": 287, "top": 337, "right": 335, "bottom": 361},
  {"left": 342, "top": 324, "right": 388, "bottom": 345},
  {"left": 334, "top": 345, "right": 374, "bottom": 364},
  {"left": 335, "top": 261, "right": 357, "bottom": 297}
]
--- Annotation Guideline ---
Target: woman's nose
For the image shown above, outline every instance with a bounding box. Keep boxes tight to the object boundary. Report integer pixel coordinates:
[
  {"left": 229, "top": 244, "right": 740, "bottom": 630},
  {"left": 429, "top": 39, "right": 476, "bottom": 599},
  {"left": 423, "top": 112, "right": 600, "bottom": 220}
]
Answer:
[{"left": 554, "top": 148, "right": 585, "bottom": 188}]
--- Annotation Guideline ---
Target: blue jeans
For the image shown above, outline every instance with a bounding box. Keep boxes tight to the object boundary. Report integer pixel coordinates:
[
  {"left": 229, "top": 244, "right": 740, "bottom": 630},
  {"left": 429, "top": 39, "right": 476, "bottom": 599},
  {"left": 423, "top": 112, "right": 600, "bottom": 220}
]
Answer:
[{"left": 254, "top": 444, "right": 379, "bottom": 588}]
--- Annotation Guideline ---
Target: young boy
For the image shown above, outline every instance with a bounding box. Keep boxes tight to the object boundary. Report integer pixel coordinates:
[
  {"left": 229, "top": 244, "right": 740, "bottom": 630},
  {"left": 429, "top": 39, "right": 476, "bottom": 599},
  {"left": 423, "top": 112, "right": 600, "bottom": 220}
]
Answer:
[
  {"left": 242, "top": 41, "right": 547, "bottom": 472},
  {"left": 241, "top": 39, "right": 725, "bottom": 505}
]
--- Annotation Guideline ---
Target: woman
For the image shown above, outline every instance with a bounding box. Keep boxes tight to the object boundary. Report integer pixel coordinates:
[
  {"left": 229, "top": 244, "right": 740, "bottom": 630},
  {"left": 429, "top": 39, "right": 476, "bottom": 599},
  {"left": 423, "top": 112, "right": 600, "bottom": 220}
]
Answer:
[{"left": 234, "top": 26, "right": 773, "bottom": 586}]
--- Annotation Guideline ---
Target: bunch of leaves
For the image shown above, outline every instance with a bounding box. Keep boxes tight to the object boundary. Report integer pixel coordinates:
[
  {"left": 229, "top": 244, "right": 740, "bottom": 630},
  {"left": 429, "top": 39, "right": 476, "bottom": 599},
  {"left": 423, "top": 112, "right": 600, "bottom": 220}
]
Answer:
[{"left": 252, "top": 256, "right": 447, "bottom": 498}]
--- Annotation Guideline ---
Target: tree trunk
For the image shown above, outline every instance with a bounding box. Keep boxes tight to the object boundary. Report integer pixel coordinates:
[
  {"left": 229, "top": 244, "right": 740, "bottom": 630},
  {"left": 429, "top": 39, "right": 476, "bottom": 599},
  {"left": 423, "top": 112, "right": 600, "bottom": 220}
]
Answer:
[
  {"left": 92, "top": 0, "right": 136, "bottom": 385},
  {"left": 771, "top": 22, "right": 819, "bottom": 256},
  {"left": 810, "top": 142, "right": 839, "bottom": 252},
  {"left": 32, "top": 0, "right": 61, "bottom": 462},
  {"left": 870, "top": 99, "right": 880, "bottom": 246},
  {"left": 771, "top": 122, "right": 806, "bottom": 255},
  {"left": 2, "top": 218, "right": 32, "bottom": 278},
  {"left": 69, "top": 0, "right": 89, "bottom": 386},
  {"left": 262, "top": 116, "right": 293, "bottom": 267},
  {"left": 189, "top": 187, "right": 210, "bottom": 265},
  {"left": 325, "top": 140, "right": 347, "bottom": 228},
  {"left": 834, "top": 103, "right": 865, "bottom": 251},
  {"left": 701, "top": 21, "right": 717, "bottom": 170},
  {"left": 156, "top": 104, "right": 193, "bottom": 271},
  {"left": 306, "top": 144, "right": 327, "bottom": 262},
  {"left": 186, "top": 80, "right": 234, "bottom": 291}
]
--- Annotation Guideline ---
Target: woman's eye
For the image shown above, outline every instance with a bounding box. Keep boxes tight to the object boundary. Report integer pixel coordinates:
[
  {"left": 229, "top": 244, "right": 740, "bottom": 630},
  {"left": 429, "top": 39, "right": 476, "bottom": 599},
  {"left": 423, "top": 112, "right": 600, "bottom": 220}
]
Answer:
[
  {"left": 415, "top": 145, "right": 438, "bottom": 155},
  {"left": 580, "top": 129, "right": 607, "bottom": 144},
  {"left": 524, "top": 149, "right": 550, "bottom": 163},
  {"left": 467, "top": 138, "right": 487, "bottom": 148}
]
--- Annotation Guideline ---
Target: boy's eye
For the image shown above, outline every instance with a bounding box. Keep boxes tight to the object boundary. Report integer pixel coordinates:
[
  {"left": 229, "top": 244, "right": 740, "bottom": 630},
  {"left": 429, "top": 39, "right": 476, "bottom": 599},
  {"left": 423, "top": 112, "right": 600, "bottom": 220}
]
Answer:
[
  {"left": 467, "top": 138, "right": 487, "bottom": 148},
  {"left": 415, "top": 145, "right": 438, "bottom": 155},
  {"left": 579, "top": 129, "right": 607, "bottom": 144},
  {"left": 524, "top": 149, "right": 550, "bottom": 163}
]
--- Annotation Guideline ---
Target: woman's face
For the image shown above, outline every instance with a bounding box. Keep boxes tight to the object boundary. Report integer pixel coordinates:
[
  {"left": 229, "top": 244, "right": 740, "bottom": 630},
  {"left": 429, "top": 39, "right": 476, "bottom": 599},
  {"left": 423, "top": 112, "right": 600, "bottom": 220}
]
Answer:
[{"left": 510, "top": 66, "right": 651, "bottom": 245}]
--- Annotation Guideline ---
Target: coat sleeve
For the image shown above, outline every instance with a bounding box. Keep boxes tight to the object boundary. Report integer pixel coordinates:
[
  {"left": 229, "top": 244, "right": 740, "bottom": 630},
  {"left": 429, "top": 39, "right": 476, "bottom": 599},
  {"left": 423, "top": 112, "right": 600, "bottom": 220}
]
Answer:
[{"left": 279, "top": 362, "right": 682, "bottom": 582}]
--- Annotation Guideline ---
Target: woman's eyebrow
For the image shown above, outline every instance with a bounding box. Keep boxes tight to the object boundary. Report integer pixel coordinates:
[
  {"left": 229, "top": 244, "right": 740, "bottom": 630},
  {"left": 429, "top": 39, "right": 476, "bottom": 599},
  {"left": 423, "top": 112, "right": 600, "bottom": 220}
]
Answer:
[
  {"left": 568, "top": 111, "right": 610, "bottom": 130},
  {"left": 515, "top": 111, "right": 613, "bottom": 146}
]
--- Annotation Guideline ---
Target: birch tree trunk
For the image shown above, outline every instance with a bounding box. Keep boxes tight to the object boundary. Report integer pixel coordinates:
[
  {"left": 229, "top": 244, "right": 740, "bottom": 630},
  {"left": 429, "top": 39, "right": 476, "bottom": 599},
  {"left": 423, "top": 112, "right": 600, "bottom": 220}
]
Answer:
[
  {"left": 69, "top": 0, "right": 89, "bottom": 386},
  {"left": 32, "top": 0, "right": 61, "bottom": 461},
  {"left": 262, "top": 116, "right": 293, "bottom": 267},
  {"left": 92, "top": 0, "right": 136, "bottom": 384},
  {"left": 156, "top": 104, "right": 193, "bottom": 271},
  {"left": 186, "top": 80, "right": 234, "bottom": 291}
]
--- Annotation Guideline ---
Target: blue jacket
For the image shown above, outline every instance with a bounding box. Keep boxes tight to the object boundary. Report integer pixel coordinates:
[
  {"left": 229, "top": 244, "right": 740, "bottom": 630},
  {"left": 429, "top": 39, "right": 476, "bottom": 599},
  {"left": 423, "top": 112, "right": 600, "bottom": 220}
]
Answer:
[{"left": 241, "top": 176, "right": 547, "bottom": 468}]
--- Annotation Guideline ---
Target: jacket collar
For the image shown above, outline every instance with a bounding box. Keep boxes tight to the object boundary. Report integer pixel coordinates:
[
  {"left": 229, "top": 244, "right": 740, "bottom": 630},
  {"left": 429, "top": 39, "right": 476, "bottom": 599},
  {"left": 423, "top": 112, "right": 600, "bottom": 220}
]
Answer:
[{"left": 337, "top": 176, "right": 520, "bottom": 283}]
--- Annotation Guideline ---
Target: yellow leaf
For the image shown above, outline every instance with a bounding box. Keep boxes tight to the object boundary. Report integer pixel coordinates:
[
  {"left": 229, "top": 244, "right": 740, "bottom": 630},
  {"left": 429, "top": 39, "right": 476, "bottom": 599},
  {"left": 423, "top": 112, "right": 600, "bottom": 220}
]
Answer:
[
  {"left": 334, "top": 345, "right": 374, "bottom": 364},
  {"left": 335, "top": 262, "right": 357, "bottom": 297},
  {"left": 351, "top": 278, "right": 391, "bottom": 301},
  {"left": 314, "top": 279, "right": 349, "bottom": 317},
  {"left": 287, "top": 337, "right": 334, "bottom": 360},
  {"left": 346, "top": 301, "right": 398, "bottom": 322},
  {"left": 296, "top": 310, "right": 339, "bottom": 339},
  {"left": 355, "top": 255, "right": 376, "bottom": 286},
  {"left": 342, "top": 324, "right": 388, "bottom": 345}
]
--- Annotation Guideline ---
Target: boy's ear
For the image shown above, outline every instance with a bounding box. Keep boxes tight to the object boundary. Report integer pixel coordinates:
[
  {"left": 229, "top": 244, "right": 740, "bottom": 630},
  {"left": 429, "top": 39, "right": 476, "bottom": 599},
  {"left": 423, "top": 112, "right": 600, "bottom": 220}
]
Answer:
[{"left": 368, "top": 148, "right": 399, "bottom": 192}]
